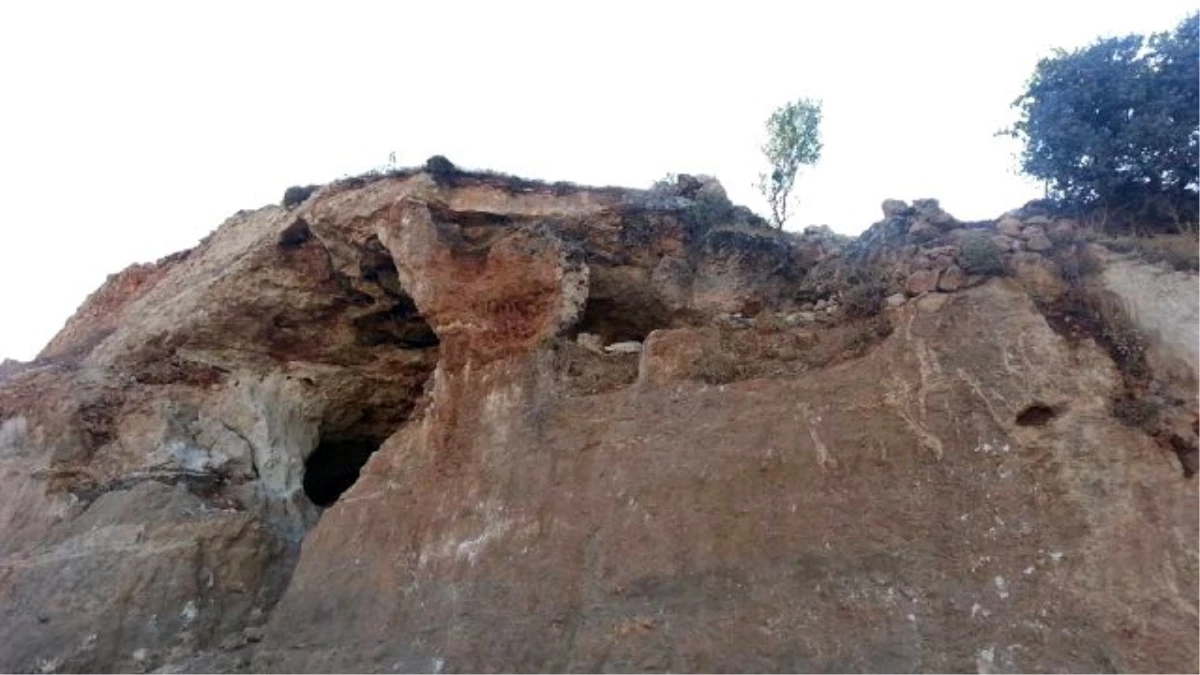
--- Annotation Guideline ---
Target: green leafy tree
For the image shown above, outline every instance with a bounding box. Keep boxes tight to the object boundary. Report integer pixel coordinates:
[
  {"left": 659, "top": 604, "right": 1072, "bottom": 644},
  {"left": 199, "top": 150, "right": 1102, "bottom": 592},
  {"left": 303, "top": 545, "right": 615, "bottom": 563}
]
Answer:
[
  {"left": 758, "top": 98, "right": 823, "bottom": 228},
  {"left": 1004, "top": 14, "right": 1199, "bottom": 227}
]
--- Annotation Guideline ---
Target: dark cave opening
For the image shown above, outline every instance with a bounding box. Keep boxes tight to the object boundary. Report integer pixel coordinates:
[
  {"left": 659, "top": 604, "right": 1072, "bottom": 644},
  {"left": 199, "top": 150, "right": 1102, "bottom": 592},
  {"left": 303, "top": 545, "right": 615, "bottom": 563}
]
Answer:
[
  {"left": 302, "top": 437, "right": 384, "bottom": 507},
  {"left": 1015, "top": 403, "right": 1059, "bottom": 427},
  {"left": 354, "top": 236, "right": 441, "bottom": 349},
  {"left": 352, "top": 297, "right": 440, "bottom": 348},
  {"left": 574, "top": 295, "right": 672, "bottom": 345},
  {"left": 277, "top": 217, "right": 313, "bottom": 248}
]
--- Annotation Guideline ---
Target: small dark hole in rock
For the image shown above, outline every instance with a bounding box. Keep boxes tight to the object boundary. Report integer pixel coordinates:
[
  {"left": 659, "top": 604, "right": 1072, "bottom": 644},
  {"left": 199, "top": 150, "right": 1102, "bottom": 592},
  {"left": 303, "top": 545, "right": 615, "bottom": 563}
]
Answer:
[
  {"left": 302, "top": 438, "right": 383, "bottom": 507},
  {"left": 1016, "top": 404, "right": 1057, "bottom": 427},
  {"left": 278, "top": 218, "right": 313, "bottom": 248}
]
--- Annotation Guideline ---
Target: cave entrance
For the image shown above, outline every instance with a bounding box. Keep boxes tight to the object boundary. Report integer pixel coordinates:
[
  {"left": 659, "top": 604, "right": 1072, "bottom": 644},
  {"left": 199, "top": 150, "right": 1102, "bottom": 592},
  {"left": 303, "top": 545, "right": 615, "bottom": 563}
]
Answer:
[
  {"left": 302, "top": 437, "right": 384, "bottom": 507},
  {"left": 1015, "top": 403, "right": 1059, "bottom": 427},
  {"left": 574, "top": 295, "right": 673, "bottom": 345}
]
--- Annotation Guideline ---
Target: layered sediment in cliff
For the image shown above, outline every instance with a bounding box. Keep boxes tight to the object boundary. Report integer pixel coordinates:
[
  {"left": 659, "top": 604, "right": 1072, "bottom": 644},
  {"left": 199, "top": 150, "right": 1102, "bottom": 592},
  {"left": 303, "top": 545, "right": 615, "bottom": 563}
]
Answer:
[{"left": 0, "top": 165, "right": 1195, "bottom": 673}]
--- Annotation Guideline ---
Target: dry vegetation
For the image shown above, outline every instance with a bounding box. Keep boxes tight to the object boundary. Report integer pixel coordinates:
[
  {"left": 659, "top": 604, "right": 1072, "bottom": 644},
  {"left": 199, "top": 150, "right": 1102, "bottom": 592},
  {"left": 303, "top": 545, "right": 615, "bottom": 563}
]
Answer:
[{"left": 1097, "top": 232, "right": 1199, "bottom": 272}]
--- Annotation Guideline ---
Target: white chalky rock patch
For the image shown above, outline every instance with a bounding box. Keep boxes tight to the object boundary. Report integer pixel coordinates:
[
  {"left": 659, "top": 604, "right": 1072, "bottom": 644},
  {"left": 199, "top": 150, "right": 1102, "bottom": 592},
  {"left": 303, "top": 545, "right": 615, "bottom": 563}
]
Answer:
[
  {"left": 180, "top": 600, "right": 199, "bottom": 623},
  {"left": 976, "top": 646, "right": 996, "bottom": 674}
]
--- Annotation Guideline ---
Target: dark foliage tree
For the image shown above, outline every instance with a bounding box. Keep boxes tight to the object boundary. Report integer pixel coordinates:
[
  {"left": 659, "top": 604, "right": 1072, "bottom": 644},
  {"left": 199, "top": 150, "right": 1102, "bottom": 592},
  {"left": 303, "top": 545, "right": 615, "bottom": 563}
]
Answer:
[{"left": 1005, "top": 14, "right": 1199, "bottom": 228}]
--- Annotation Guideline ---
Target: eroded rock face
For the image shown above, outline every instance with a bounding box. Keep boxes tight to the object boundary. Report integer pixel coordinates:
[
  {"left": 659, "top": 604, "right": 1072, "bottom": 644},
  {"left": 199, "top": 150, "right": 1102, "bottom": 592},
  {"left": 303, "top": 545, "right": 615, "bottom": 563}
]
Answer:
[
  {"left": 377, "top": 199, "right": 589, "bottom": 365},
  {"left": 254, "top": 280, "right": 1197, "bottom": 673},
  {"left": 1101, "top": 255, "right": 1200, "bottom": 386},
  {"left": 0, "top": 191, "right": 445, "bottom": 672},
  {"left": 1, "top": 170, "right": 1196, "bottom": 673}
]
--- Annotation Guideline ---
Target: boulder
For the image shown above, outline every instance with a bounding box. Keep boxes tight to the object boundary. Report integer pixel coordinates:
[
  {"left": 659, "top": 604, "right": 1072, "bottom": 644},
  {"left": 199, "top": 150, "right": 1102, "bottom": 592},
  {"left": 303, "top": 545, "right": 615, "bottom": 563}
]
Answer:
[
  {"left": 997, "top": 216, "right": 1024, "bottom": 237},
  {"left": 908, "top": 199, "right": 950, "bottom": 225},
  {"left": 937, "top": 264, "right": 968, "bottom": 292},
  {"left": 1048, "top": 220, "right": 1076, "bottom": 242},
  {"left": 1027, "top": 232, "right": 1054, "bottom": 252},
  {"left": 907, "top": 220, "right": 939, "bottom": 243},
  {"left": 990, "top": 234, "right": 1018, "bottom": 252},
  {"left": 882, "top": 199, "right": 910, "bottom": 217},
  {"left": 904, "top": 268, "right": 940, "bottom": 295},
  {"left": 695, "top": 175, "right": 728, "bottom": 203},
  {"left": 1011, "top": 252, "right": 1067, "bottom": 302}
]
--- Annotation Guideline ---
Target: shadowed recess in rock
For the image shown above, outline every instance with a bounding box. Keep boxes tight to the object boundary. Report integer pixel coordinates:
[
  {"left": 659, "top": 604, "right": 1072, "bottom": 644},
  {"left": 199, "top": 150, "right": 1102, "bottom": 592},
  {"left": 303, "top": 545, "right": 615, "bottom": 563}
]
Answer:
[
  {"left": 1015, "top": 403, "right": 1059, "bottom": 427},
  {"left": 354, "top": 236, "right": 440, "bottom": 348},
  {"left": 352, "top": 297, "right": 439, "bottom": 348},
  {"left": 574, "top": 295, "right": 672, "bottom": 345},
  {"left": 1168, "top": 434, "right": 1199, "bottom": 478},
  {"left": 302, "top": 437, "right": 384, "bottom": 507},
  {"left": 277, "top": 217, "right": 313, "bottom": 248}
]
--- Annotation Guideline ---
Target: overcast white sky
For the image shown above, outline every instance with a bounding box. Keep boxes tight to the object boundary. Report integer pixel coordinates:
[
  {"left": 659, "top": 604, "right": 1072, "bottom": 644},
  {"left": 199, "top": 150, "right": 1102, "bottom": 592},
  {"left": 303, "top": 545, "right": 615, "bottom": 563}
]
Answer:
[{"left": 0, "top": 1, "right": 1195, "bottom": 361}]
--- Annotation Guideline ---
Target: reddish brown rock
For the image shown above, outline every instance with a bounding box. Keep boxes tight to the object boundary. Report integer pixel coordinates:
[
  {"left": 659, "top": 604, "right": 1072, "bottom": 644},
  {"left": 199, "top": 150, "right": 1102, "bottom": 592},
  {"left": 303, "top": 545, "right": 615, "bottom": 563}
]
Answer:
[
  {"left": 1011, "top": 252, "right": 1067, "bottom": 303},
  {"left": 997, "top": 216, "right": 1024, "bottom": 237},
  {"left": 0, "top": 167, "right": 1196, "bottom": 674},
  {"left": 255, "top": 280, "right": 1197, "bottom": 674},
  {"left": 937, "top": 264, "right": 968, "bottom": 291},
  {"left": 38, "top": 255, "right": 187, "bottom": 363},
  {"left": 904, "top": 268, "right": 940, "bottom": 295},
  {"left": 378, "top": 199, "right": 588, "bottom": 366}
]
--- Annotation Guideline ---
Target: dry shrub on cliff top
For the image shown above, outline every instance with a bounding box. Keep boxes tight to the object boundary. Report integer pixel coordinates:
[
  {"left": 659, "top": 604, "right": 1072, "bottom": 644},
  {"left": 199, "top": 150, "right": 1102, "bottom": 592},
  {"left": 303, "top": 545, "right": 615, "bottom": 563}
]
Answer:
[
  {"left": 1099, "top": 233, "right": 1200, "bottom": 272},
  {"left": 958, "top": 231, "right": 1006, "bottom": 276},
  {"left": 424, "top": 155, "right": 458, "bottom": 183},
  {"left": 281, "top": 184, "right": 319, "bottom": 209}
]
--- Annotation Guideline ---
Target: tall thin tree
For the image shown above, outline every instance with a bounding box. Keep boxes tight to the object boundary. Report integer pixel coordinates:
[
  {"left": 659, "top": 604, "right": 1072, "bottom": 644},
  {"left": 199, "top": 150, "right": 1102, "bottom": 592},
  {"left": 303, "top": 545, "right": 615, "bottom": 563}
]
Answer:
[{"left": 758, "top": 98, "right": 824, "bottom": 228}]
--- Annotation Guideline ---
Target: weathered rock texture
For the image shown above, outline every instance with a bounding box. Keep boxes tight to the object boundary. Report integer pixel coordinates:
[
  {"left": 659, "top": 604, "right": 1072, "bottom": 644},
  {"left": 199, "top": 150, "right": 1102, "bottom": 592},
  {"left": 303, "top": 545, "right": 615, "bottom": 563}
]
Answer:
[{"left": 0, "top": 170, "right": 1196, "bottom": 673}]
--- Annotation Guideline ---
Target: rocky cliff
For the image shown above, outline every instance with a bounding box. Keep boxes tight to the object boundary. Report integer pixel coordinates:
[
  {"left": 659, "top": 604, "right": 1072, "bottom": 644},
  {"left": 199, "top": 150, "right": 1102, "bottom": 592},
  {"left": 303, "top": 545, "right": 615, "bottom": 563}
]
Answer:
[{"left": 1, "top": 164, "right": 1196, "bottom": 673}]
